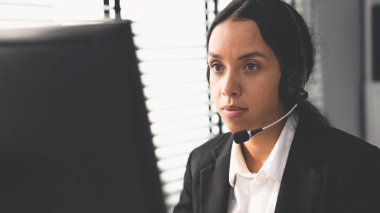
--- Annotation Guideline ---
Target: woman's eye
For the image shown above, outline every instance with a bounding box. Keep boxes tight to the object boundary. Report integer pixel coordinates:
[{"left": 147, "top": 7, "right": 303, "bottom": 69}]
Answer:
[
  {"left": 245, "top": 63, "right": 259, "bottom": 71},
  {"left": 211, "top": 63, "right": 223, "bottom": 72}
]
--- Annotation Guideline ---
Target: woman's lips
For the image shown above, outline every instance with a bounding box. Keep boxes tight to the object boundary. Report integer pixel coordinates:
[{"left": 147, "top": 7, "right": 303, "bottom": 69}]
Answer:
[{"left": 221, "top": 105, "right": 248, "bottom": 118}]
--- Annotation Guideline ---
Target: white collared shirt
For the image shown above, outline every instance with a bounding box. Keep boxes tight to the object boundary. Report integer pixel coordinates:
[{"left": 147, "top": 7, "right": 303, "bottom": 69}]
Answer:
[{"left": 227, "top": 114, "right": 298, "bottom": 213}]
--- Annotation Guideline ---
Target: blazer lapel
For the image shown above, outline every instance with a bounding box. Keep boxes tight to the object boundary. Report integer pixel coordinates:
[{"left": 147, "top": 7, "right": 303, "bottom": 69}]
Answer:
[
  {"left": 275, "top": 117, "right": 325, "bottom": 213},
  {"left": 199, "top": 134, "right": 232, "bottom": 213}
]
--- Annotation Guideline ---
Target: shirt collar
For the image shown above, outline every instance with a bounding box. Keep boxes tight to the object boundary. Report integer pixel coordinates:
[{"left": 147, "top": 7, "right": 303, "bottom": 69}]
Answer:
[{"left": 229, "top": 113, "right": 298, "bottom": 187}]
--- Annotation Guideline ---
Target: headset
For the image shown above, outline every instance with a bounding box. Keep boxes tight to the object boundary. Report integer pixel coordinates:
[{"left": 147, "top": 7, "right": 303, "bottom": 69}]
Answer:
[{"left": 233, "top": 0, "right": 310, "bottom": 143}]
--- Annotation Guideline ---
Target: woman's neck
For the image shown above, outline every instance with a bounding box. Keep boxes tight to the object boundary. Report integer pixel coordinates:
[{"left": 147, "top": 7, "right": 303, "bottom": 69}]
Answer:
[{"left": 240, "top": 119, "right": 286, "bottom": 173}]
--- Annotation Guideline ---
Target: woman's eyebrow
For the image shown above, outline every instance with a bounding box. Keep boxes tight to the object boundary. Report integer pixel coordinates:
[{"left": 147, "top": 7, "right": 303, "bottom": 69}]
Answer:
[
  {"left": 208, "top": 52, "right": 222, "bottom": 59},
  {"left": 238, "top": 51, "right": 269, "bottom": 60},
  {"left": 208, "top": 51, "right": 269, "bottom": 60}
]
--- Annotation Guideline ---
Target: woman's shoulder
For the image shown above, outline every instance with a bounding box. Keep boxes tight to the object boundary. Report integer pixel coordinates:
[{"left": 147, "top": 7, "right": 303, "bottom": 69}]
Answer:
[
  {"left": 297, "top": 109, "right": 379, "bottom": 160},
  {"left": 193, "top": 132, "right": 232, "bottom": 152},
  {"left": 321, "top": 127, "right": 380, "bottom": 208},
  {"left": 323, "top": 127, "right": 380, "bottom": 157},
  {"left": 314, "top": 126, "right": 380, "bottom": 174},
  {"left": 187, "top": 133, "right": 233, "bottom": 167}
]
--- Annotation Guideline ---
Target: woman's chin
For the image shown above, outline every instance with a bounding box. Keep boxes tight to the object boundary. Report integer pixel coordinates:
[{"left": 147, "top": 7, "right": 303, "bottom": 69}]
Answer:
[{"left": 225, "top": 124, "right": 250, "bottom": 134}]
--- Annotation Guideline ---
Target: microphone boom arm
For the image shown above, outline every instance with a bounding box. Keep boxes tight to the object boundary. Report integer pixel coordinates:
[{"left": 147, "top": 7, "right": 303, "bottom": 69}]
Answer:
[{"left": 232, "top": 103, "right": 298, "bottom": 144}]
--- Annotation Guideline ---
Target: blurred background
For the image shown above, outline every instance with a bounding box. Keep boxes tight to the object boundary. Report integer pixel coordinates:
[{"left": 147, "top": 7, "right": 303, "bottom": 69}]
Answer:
[{"left": 0, "top": 0, "right": 379, "bottom": 212}]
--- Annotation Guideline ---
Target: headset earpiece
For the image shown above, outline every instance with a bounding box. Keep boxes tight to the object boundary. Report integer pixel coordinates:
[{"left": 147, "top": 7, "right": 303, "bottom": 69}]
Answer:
[
  {"left": 281, "top": 69, "right": 307, "bottom": 108},
  {"left": 296, "top": 88, "right": 308, "bottom": 103}
]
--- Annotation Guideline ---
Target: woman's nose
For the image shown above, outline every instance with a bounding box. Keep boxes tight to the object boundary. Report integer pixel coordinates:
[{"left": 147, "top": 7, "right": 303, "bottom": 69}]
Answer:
[{"left": 221, "top": 72, "right": 241, "bottom": 97}]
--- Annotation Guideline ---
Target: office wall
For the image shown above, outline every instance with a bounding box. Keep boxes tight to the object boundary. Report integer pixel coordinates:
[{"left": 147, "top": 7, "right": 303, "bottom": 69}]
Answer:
[{"left": 313, "top": 0, "right": 364, "bottom": 138}]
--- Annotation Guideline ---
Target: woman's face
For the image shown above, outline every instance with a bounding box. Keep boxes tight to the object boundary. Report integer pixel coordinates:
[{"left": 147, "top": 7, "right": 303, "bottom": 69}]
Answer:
[{"left": 208, "top": 19, "right": 284, "bottom": 133}]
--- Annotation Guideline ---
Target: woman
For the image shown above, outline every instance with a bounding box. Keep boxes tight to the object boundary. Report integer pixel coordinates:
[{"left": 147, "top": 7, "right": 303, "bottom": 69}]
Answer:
[{"left": 174, "top": 0, "right": 380, "bottom": 212}]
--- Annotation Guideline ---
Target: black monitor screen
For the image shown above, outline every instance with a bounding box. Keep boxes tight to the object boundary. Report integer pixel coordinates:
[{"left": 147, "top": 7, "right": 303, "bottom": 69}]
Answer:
[{"left": 0, "top": 21, "right": 166, "bottom": 213}]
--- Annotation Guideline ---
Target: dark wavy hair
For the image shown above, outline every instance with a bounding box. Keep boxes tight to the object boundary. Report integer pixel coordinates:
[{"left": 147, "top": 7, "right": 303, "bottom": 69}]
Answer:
[{"left": 206, "top": 0, "right": 329, "bottom": 126}]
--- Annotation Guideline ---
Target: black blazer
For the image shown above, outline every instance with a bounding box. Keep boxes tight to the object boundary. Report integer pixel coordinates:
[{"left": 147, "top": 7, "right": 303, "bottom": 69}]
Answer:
[{"left": 173, "top": 115, "right": 380, "bottom": 213}]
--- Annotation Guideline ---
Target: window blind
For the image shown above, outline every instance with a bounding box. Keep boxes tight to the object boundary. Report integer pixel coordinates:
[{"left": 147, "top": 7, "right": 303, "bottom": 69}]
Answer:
[
  {"left": 0, "top": 0, "right": 107, "bottom": 29},
  {"left": 121, "top": 0, "right": 219, "bottom": 211}
]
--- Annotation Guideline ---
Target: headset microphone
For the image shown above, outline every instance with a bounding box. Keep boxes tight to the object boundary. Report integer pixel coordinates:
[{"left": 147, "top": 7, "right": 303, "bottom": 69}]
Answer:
[
  {"left": 232, "top": 90, "right": 307, "bottom": 144},
  {"left": 232, "top": 103, "right": 298, "bottom": 144}
]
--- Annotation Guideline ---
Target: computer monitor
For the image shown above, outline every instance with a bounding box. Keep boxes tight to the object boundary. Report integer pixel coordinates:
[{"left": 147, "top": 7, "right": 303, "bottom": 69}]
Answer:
[{"left": 0, "top": 21, "right": 166, "bottom": 213}]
